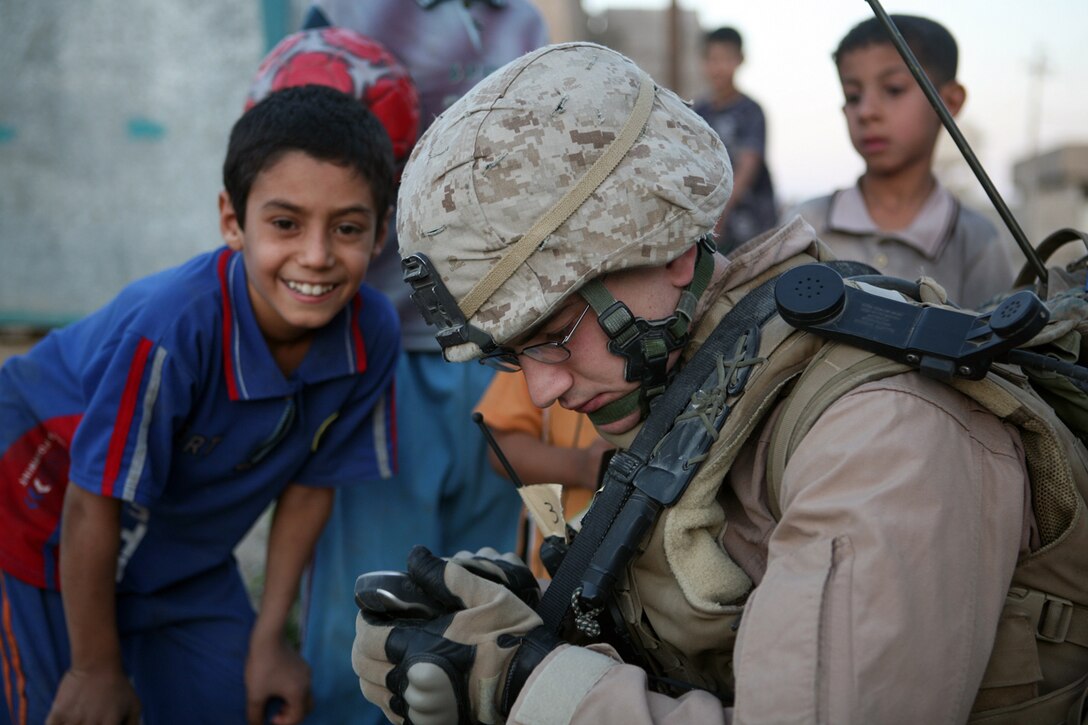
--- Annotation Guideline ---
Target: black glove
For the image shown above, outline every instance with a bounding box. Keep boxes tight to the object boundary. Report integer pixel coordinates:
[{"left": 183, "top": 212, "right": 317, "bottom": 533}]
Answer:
[
  {"left": 448, "top": 547, "right": 541, "bottom": 608},
  {"left": 353, "top": 546, "right": 557, "bottom": 725}
]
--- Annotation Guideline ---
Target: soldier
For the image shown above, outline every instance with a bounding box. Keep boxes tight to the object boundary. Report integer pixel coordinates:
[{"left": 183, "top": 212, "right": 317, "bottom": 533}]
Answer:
[{"left": 351, "top": 43, "right": 1088, "bottom": 724}]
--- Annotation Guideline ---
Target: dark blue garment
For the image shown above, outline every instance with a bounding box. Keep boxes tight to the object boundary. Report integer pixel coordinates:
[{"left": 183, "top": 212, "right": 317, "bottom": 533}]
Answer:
[
  {"left": 1, "top": 564, "right": 254, "bottom": 725},
  {"left": 694, "top": 94, "right": 778, "bottom": 251},
  {"left": 297, "top": 4, "right": 544, "bottom": 721}
]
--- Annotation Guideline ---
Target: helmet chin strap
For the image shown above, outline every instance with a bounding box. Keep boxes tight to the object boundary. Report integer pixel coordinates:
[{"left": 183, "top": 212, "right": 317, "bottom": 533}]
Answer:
[{"left": 582, "top": 237, "right": 717, "bottom": 427}]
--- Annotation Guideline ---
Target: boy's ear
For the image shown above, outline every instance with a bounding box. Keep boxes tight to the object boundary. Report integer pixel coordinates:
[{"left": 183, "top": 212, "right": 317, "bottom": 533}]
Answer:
[
  {"left": 939, "top": 80, "right": 966, "bottom": 117},
  {"left": 218, "top": 191, "right": 244, "bottom": 251},
  {"left": 665, "top": 245, "right": 699, "bottom": 288}
]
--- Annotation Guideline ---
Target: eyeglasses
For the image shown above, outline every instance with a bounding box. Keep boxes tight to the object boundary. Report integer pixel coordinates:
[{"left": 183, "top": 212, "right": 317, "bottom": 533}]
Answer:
[{"left": 480, "top": 303, "right": 592, "bottom": 372}]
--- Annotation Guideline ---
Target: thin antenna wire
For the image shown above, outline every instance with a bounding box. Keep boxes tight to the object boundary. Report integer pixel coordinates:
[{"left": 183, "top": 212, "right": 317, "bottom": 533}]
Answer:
[
  {"left": 472, "top": 412, "right": 525, "bottom": 488},
  {"left": 864, "top": 0, "right": 1049, "bottom": 291}
]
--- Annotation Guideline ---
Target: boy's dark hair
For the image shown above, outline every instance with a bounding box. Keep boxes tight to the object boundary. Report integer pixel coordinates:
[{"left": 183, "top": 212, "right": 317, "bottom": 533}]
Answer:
[
  {"left": 223, "top": 84, "right": 395, "bottom": 229},
  {"left": 833, "top": 15, "right": 958, "bottom": 86},
  {"left": 704, "top": 27, "right": 743, "bottom": 53}
]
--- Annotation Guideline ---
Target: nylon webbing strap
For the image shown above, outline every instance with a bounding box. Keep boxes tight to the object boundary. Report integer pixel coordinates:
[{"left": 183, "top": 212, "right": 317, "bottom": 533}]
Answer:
[
  {"left": 578, "top": 245, "right": 720, "bottom": 427},
  {"left": 458, "top": 72, "right": 657, "bottom": 319},
  {"left": 587, "top": 388, "right": 644, "bottom": 426},
  {"left": 534, "top": 274, "right": 781, "bottom": 632},
  {"left": 580, "top": 278, "right": 621, "bottom": 322},
  {"left": 534, "top": 259, "right": 879, "bottom": 635}
]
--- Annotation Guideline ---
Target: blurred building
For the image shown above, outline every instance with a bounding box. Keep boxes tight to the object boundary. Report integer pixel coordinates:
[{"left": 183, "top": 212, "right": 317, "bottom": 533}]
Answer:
[
  {"left": 531, "top": 0, "right": 590, "bottom": 43},
  {"left": 1013, "top": 144, "right": 1088, "bottom": 271},
  {"left": 586, "top": 7, "right": 703, "bottom": 99},
  {"left": 0, "top": 0, "right": 714, "bottom": 327}
]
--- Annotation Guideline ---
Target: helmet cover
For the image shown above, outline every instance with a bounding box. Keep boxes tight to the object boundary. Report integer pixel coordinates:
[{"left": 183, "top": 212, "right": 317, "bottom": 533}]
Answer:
[{"left": 397, "top": 42, "right": 733, "bottom": 361}]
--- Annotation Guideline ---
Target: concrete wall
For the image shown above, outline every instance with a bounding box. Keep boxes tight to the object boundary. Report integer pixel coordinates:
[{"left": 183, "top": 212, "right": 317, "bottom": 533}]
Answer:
[
  {"left": 0, "top": 1, "right": 275, "bottom": 326},
  {"left": 587, "top": 8, "right": 703, "bottom": 100},
  {"left": 1013, "top": 144, "right": 1088, "bottom": 270},
  {"left": 530, "top": 0, "right": 590, "bottom": 43}
]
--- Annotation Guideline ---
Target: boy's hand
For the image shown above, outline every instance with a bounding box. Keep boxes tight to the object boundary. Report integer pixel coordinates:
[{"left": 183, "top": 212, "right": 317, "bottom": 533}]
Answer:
[
  {"left": 46, "top": 666, "right": 141, "bottom": 725},
  {"left": 582, "top": 438, "right": 616, "bottom": 489},
  {"left": 245, "top": 635, "right": 312, "bottom": 725}
]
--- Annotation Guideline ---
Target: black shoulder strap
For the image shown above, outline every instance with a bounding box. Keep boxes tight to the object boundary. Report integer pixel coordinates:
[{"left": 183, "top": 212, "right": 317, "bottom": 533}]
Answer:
[{"left": 533, "top": 259, "right": 879, "bottom": 634}]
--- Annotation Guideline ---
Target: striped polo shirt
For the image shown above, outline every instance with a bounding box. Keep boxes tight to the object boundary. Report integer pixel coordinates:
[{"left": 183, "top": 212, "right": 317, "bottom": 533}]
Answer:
[{"left": 0, "top": 247, "right": 398, "bottom": 591}]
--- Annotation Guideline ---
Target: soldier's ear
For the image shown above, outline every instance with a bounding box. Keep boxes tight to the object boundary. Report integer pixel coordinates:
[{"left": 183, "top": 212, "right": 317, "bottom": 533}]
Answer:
[{"left": 665, "top": 245, "right": 699, "bottom": 288}]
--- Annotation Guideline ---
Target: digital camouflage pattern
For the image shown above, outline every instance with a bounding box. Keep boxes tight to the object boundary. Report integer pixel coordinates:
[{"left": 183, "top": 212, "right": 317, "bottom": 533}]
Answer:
[{"left": 396, "top": 43, "right": 734, "bottom": 361}]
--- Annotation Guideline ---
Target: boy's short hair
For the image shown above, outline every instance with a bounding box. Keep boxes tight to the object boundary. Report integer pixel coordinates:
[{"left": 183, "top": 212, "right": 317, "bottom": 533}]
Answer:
[
  {"left": 223, "top": 84, "right": 395, "bottom": 228},
  {"left": 704, "top": 27, "right": 743, "bottom": 53},
  {"left": 833, "top": 15, "right": 958, "bottom": 86}
]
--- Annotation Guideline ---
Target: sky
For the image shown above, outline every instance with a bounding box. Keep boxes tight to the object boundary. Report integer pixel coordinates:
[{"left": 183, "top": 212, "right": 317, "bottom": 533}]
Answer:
[{"left": 582, "top": 0, "right": 1088, "bottom": 208}]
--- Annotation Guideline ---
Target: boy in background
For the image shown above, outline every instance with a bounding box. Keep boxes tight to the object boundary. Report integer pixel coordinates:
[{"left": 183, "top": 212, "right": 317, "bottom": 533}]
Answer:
[
  {"left": 297, "top": 3, "right": 546, "bottom": 722},
  {"left": 694, "top": 27, "right": 777, "bottom": 252},
  {"left": 794, "top": 15, "right": 1012, "bottom": 309},
  {"left": 0, "top": 85, "right": 399, "bottom": 725}
]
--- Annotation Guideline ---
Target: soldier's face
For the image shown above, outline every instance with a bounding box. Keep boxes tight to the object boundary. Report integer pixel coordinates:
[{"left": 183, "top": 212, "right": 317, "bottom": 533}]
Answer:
[{"left": 517, "top": 248, "right": 698, "bottom": 435}]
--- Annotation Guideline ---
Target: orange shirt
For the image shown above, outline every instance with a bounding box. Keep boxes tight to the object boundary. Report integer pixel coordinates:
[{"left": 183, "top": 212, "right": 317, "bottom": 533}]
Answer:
[{"left": 475, "top": 371, "right": 601, "bottom": 576}]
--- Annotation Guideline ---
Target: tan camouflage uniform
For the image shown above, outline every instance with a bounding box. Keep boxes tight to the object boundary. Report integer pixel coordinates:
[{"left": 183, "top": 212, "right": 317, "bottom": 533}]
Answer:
[{"left": 381, "top": 43, "right": 1046, "bottom": 724}]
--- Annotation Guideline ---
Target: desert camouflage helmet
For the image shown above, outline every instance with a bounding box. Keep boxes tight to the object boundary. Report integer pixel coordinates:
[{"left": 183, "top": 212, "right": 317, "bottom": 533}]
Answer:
[{"left": 397, "top": 42, "right": 733, "bottom": 363}]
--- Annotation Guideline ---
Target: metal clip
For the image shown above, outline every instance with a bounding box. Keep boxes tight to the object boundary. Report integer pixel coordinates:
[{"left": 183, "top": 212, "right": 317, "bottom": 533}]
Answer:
[{"left": 1007, "top": 587, "right": 1074, "bottom": 643}]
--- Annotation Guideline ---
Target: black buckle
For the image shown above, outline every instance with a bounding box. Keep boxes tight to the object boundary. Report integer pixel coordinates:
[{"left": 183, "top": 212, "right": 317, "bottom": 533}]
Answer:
[
  {"left": 1008, "top": 587, "right": 1074, "bottom": 644},
  {"left": 597, "top": 301, "right": 684, "bottom": 385},
  {"left": 401, "top": 253, "right": 498, "bottom": 353}
]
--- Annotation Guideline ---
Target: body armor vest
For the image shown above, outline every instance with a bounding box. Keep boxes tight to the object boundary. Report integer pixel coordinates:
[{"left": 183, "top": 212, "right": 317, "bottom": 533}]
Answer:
[{"left": 610, "top": 250, "right": 1088, "bottom": 721}]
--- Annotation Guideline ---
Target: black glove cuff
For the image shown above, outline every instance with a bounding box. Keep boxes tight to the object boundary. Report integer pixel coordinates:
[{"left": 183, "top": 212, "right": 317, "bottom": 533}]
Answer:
[{"left": 499, "top": 625, "right": 560, "bottom": 716}]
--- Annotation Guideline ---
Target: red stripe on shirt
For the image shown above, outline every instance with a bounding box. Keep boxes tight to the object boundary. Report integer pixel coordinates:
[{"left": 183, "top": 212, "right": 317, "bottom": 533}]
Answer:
[
  {"left": 101, "top": 338, "right": 153, "bottom": 497},
  {"left": 350, "top": 294, "right": 368, "bottom": 373},
  {"left": 217, "top": 250, "right": 240, "bottom": 401},
  {"left": 0, "top": 577, "right": 27, "bottom": 725}
]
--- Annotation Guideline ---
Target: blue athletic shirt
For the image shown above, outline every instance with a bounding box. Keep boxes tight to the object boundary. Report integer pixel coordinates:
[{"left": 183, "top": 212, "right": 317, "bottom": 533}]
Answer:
[{"left": 0, "top": 247, "right": 399, "bottom": 591}]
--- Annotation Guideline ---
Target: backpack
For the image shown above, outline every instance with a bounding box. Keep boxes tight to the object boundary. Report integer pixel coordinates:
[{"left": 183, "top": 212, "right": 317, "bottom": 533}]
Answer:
[
  {"left": 765, "top": 266, "right": 1088, "bottom": 723},
  {"left": 531, "top": 244, "right": 1088, "bottom": 721}
]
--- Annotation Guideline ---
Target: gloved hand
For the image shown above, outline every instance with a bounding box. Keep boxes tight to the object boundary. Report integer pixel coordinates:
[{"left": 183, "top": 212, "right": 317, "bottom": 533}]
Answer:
[
  {"left": 448, "top": 547, "right": 541, "bottom": 608},
  {"left": 353, "top": 546, "right": 557, "bottom": 725}
]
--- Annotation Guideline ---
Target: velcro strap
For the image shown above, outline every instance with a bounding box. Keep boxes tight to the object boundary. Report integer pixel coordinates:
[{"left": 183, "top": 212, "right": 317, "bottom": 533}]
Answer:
[
  {"left": 501, "top": 625, "right": 561, "bottom": 715},
  {"left": 513, "top": 645, "right": 618, "bottom": 725}
]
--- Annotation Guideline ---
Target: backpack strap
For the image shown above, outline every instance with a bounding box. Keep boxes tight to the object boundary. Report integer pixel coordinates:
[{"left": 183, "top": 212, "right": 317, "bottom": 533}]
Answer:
[
  {"left": 765, "top": 342, "right": 910, "bottom": 520},
  {"left": 536, "top": 260, "right": 878, "bottom": 636},
  {"left": 766, "top": 342, "right": 1086, "bottom": 548},
  {"left": 532, "top": 274, "right": 783, "bottom": 636}
]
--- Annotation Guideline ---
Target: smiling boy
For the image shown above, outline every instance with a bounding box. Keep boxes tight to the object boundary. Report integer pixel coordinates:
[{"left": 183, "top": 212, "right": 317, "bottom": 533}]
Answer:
[
  {"left": 795, "top": 15, "right": 1012, "bottom": 309},
  {"left": 0, "top": 85, "right": 398, "bottom": 725}
]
